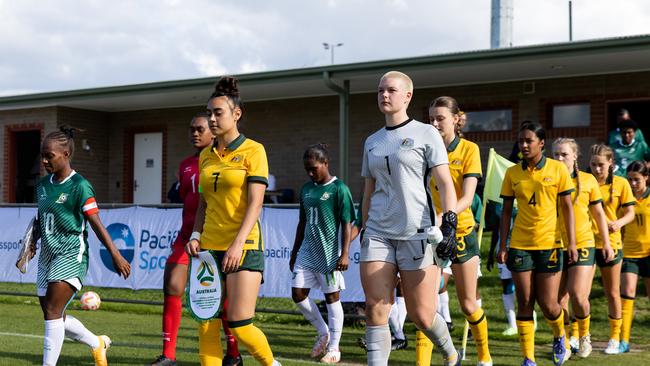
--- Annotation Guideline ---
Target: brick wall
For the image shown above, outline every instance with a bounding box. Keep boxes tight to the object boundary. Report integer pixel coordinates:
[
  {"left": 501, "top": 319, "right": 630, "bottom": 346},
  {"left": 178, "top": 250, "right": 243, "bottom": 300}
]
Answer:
[
  {"left": 56, "top": 107, "right": 110, "bottom": 201},
  {"left": 3, "top": 70, "right": 650, "bottom": 203},
  {"left": 0, "top": 107, "right": 57, "bottom": 202}
]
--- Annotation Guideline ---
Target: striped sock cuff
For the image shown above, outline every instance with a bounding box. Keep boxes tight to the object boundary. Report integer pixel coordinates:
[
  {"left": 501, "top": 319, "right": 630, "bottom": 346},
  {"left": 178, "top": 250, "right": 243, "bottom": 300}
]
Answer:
[{"left": 228, "top": 318, "right": 253, "bottom": 329}]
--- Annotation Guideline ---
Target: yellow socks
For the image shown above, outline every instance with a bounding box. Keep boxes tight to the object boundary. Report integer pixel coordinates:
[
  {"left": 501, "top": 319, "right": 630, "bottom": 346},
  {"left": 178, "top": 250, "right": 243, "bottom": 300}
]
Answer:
[
  {"left": 228, "top": 319, "right": 274, "bottom": 366},
  {"left": 564, "top": 320, "right": 571, "bottom": 348},
  {"left": 467, "top": 308, "right": 491, "bottom": 362},
  {"left": 576, "top": 314, "right": 590, "bottom": 337},
  {"left": 198, "top": 319, "right": 223, "bottom": 366},
  {"left": 545, "top": 311, "right": 565, "bottom": 338},
  {"left": 621, "top": 297, "right": 635, "bottom": 343},
  {"left": 415, "top": 330, "right": 433, "bottom": 366},
  {"left": 517, "top": 318, "right": 536, "bottom": 362},
  {"left": 608, "top": 315, "right": 622, "bottom": 341}
]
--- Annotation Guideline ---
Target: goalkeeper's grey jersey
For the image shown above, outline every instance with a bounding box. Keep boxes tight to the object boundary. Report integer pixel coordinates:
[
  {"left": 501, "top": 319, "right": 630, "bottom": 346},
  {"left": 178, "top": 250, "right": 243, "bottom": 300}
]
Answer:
[{"left": 361, "top": 119, "right": 448, "bottom": 240}]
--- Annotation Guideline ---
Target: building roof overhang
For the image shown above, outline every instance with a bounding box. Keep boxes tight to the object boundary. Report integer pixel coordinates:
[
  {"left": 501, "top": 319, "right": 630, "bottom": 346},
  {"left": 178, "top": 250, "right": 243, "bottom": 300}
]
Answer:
[{"left": 1, "top": 35, "right": 650, "bottom": 112}]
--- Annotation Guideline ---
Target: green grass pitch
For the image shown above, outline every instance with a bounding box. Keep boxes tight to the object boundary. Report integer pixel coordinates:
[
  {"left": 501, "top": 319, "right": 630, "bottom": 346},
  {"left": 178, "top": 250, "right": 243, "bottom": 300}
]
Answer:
[{"left": 1, "top": 236, "right": 650, "bottom": 365}]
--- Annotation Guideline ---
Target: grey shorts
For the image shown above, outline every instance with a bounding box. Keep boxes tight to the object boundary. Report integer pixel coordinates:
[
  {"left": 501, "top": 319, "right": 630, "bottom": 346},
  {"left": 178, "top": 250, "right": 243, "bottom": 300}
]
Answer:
[{"left": 360, "top": 234, "right": 443, "bottom": 270}]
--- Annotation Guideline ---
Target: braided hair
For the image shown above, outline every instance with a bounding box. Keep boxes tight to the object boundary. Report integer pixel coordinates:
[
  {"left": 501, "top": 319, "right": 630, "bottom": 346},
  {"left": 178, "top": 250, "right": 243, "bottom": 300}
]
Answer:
[
  {"left": 303, "top": 143, "right": 330, "bottom": 163},
  {"left": 43, "top": 125, "right": 84, "bottom": 160},
  {"left": 553, "top": 137, "right": 580, "bottom": 204},
  {"left": 590, "top": 144, "right": 615, "bottom": 203},
  {"left": 430, "top": 96, "right": 463, "bottom": 138}
]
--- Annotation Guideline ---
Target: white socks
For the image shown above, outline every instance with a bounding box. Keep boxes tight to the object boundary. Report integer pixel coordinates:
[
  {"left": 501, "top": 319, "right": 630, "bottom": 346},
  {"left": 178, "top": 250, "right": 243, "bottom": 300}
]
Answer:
[
  {"left": 43, "top": 318, "right": 65, "bottom": 366},
  {"left": 296, "top": 298, "right": 329, "bottom": 336},
  {"left": 366, "top": 324, "right": 391, "bottom": 366},
  {"left": 395, "top": 297, "right": 407, "bottom": 339},
  {"left": 438, "top": 290, "right": 452, "bottom": 323},
  {"left": 326, "top": 301, "right": 344, "bottom": 351},
  {"left": 64, "top": 315, "right": 100, "bottom": 349},
  {"left": 422, "top": 313, "right": 456, "bottom": 360},
  {"left": 502, "top": 293, "right": 517, "bottom": 328},
  {"left": 388, "top": 297, "right": 407, "bottom": 340}
]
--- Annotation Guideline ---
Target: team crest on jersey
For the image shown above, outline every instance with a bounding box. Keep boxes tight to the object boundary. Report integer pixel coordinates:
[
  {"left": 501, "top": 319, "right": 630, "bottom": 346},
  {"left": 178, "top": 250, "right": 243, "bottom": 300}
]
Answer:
[
  {"left": 451, "top": 159, "right": 462, "bottom": 166},
  {"left": 231, "top": 155, "right": 243, "bottom": 163},
  {"left": 55, "top": 193, "right": 69, "bottom": 204},
  {"left": 543, "top": 177, "right": 553, "bottom": 183},
  {"left": 400, "top": 138, "right": 414, "bottom": 149},
  {"left": 320, "top": 192, "right": 331, "bottom": 201}
]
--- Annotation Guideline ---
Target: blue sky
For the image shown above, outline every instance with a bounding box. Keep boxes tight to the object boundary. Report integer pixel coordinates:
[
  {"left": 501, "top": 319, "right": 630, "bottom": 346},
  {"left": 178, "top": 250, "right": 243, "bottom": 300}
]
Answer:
[{"left": 1, "top": 0, "right": 648, "bottom": 96}]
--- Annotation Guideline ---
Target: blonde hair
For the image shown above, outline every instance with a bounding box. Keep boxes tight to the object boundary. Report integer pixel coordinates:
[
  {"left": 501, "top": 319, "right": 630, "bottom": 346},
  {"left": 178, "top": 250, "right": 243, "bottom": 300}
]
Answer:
[
  {"left": 380, "top": 71, "right": 413, "bottom": 92},
  {"left": 553, "top": 137, "right": 580, "bottom": 204}
]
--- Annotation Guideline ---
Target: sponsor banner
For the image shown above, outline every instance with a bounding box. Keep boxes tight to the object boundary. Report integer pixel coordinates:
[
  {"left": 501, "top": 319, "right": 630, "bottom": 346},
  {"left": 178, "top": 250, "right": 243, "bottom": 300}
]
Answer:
[{"left": 0, "top": 206, "right": 365, "bottom": 301}]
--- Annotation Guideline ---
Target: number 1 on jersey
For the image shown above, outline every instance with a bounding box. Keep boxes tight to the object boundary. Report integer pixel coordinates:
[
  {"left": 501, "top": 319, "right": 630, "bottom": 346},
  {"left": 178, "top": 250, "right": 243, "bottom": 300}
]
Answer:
[{"left": 384, "top": 156, "right": 392, "bottom": 175}]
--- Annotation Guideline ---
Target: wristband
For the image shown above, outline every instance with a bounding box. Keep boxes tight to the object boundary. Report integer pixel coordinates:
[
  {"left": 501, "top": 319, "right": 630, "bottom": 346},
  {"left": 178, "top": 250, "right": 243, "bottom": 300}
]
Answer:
[{"left": 190, "top": 231, "right": 201, "bottom": 242}]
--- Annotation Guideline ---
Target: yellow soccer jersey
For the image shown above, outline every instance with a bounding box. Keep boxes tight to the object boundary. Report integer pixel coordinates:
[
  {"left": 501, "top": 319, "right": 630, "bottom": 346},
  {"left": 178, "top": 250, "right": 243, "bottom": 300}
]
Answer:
[
  {"left": 593, "top": 175, "right": 635, "bottom": 249},
  {"left": 199, "top": 134, "right": 268, "bottom": 251},
  {"left": 622, "top": 188, "right": 650, "bottom": 258},
  {"left": 431, "top": 137, "right": 482, "bottom": 237},
  {"left": 500, "top": 156, "right": 574, "bottom": 250},
  {"left": 557, "top": 171, "right": 601, "bottom": 249}
]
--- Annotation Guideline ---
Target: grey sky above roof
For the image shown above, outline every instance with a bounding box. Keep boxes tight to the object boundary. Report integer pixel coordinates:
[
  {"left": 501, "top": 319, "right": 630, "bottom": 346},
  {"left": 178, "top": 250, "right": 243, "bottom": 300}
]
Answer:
[{"left": 1, "top": 0, "right": 649, "bottom": 97}]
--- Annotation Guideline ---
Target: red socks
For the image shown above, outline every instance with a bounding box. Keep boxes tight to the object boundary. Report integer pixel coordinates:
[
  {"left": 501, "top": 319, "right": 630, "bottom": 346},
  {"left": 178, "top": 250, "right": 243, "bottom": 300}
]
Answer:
[{"left": 162, "top": 295, "right": 182, "bottom": 359}]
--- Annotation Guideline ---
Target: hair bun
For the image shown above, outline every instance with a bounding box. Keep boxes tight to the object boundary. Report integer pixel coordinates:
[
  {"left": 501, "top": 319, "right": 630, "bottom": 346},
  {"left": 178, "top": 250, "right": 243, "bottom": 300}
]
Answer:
[
  {"left": 59, "top": 125, "right": 75, "bottom": 139},
  {"left": 213, "top": 76, "right": 240, "bottom": 98}
]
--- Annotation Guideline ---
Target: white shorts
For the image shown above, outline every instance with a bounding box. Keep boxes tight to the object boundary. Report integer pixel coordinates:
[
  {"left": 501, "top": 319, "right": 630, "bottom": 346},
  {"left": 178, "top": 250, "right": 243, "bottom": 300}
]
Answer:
[
  {"left": 37, "top": 278, "right": 82, "bottom": 297},
  {"left": 360, "top": 234, "right": 450, "bottom": 270},
  {"left": 498, "top": 262, "right": 512, "bottom": 280},
  {"left": 291, "top": 265, "right": 345, "bottom": 294},
  {"left": 443, "top": 258, "right": 482, "bottom": 278}
]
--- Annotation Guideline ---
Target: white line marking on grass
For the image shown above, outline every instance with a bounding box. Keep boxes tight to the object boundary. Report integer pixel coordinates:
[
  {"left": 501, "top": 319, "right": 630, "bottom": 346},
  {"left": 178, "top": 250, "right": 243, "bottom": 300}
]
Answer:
[
  {"left": 0, "top": 332, "right": 366, "bottom": 365},
  {"left": 0, "top": 331, "right": 43, "bottom": 339}
]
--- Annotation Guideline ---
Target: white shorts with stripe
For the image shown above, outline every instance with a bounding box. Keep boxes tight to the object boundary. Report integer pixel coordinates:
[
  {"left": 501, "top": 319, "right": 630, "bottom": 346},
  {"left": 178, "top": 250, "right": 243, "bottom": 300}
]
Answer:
[{"left": 291, "top": 265, "right": 345, "bottom": 294}]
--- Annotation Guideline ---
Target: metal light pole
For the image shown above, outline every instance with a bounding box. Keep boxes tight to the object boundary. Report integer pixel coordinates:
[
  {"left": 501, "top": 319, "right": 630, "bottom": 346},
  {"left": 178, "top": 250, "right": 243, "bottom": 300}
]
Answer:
[
  {"left": 569, "top": 1, "right": 573, "bottom": 41},
  {"left": 323, "top": 42, "right": 344, "bottom": 64}
]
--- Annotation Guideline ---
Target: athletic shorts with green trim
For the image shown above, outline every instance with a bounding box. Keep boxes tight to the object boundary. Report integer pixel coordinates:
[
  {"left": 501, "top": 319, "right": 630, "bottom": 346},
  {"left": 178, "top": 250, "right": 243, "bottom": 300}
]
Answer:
[
  {"left": 506, "top": 247, "right": 563, "bottom": 273},
  {"left": 212, "top": 249, "right": 265, "bottom": 276},
  {"left": 563, "top": 247, "right": 596, "bottom": 268},
  {"left": 622, "top": 255, "right": 650, "bottom": 277},
  {"left": 596, "top": 247, "right": 623, "bottom": 267},
  {"left": 453, "top": 230, "right": 480, "bottom": 264}
]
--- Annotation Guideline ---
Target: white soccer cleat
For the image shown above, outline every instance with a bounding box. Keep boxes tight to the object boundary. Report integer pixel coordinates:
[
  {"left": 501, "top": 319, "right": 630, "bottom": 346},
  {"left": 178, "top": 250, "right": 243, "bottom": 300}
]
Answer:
[
  {"left": 311, "top": 333, "right": 330, "bottom": 358},
  {"left": 477, "top": 360, "right": 493, "bottom": 366},
  {"left": 91, "top": 335, "right": 111, "bottom": 366},
  {"left": 578, "top": 335, "right": 592, "bottom": 358},
  {"left": 320, "top": 349, "right": 341, "bottom": 364},
  {"left": 569, "top": 336, "right": 579, "bottom": 354},
  {"left": 271, "top": 360, "right": 282, "bottom": 366},
  {"left": 604, "top": 338, "right": 620, "bottom": 355}
]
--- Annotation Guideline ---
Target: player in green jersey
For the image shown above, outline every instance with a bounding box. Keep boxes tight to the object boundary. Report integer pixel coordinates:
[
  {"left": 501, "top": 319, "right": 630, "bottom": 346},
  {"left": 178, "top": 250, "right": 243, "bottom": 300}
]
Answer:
[
  {"left": 36, "top": 126, "right": 131, "bottom": 366},
  {"left": 290, "top": 143, "right": 355, "bottom": 364}
]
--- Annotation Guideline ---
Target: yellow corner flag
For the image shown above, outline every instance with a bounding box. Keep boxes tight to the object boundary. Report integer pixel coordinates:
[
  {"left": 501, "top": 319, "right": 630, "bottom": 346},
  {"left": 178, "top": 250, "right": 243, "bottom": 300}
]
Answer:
[{"left": 477, "top": 148, "right": 515, "bottom": 248}]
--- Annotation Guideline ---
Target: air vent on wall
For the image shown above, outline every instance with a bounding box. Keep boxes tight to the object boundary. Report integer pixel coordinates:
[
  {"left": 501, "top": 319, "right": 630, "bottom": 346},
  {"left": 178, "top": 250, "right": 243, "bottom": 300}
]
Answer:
[{"left": 523, "top": 82, "right": 535, "bottom": 95}]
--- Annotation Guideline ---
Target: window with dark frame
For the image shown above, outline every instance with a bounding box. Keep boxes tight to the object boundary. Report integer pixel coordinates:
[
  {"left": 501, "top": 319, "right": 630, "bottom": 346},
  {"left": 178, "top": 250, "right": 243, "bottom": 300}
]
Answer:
[
  {"left": 464, "top": 109, "right": 512, "bottom": 132},
  {"left": 552, "top": 103, "right": 590, "bottom": 128}
]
